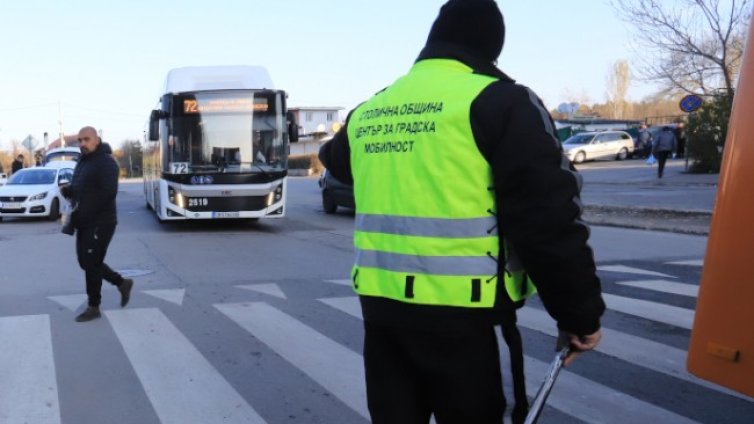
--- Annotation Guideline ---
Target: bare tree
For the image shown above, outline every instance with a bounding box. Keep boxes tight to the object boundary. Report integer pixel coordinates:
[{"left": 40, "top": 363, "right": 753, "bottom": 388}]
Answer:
[
  {"left": 611, "top": 0, "right": 751, "bottom": 97},
  {"left": 606, "top": 60, "right": 632, "bottom": 118}
]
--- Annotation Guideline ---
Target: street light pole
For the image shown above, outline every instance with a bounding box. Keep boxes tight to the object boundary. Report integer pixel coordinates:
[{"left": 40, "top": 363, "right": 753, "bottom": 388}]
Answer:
[{"left": 58, "top": 101, "right": 65, "bottom": 148}]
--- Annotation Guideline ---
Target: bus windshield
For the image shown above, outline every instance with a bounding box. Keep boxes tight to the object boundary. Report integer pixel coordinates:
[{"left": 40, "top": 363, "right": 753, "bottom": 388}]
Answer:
[{"left": 166, "top": 90, "right": 286, "bottom": 174}]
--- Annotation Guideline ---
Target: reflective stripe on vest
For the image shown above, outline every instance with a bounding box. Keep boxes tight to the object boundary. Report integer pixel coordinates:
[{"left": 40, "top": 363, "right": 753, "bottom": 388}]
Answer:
[{"left": 348, "top": 59, "right": 535, "bottom": 307}]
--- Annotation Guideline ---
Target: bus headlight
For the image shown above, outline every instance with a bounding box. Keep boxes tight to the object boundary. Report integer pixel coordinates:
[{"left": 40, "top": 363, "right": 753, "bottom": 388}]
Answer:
[
  {"left": 168, "top": 186, "right": 184, "bottom": 208},
  {"left": 274, "top": 185, "right": 283, "bottom": 202}
]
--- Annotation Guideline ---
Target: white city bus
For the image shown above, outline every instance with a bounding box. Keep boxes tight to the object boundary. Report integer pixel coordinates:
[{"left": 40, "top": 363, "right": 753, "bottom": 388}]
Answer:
[{"left": 143, "top": 66, "right": 298, "bottom": 221}]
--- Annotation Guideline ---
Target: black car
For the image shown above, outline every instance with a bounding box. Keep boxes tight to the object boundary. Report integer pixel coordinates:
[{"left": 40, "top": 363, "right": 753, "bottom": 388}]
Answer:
[{"left": 318, "top": 169, "right": 354, "bottom": 213}]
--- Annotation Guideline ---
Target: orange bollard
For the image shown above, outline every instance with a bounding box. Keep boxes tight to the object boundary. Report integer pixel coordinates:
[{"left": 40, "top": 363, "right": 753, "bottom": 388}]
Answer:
[{"left": 687, "top": 5, "right": 754, "bottom": 398}]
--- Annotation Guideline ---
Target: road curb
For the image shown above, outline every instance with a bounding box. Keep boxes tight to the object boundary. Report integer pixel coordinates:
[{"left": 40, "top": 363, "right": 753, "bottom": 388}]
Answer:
[{"left": 583, "top": 204, "right": 711, "bottom": 235}]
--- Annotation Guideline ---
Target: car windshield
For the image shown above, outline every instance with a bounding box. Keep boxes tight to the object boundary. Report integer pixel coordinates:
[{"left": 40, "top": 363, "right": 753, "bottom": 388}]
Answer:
[
  {"left": 564, "top": 134, "right": 594, "bottom": 145},
  {"left": 7, "top": 169, "right": 57, "bottom": 185}
]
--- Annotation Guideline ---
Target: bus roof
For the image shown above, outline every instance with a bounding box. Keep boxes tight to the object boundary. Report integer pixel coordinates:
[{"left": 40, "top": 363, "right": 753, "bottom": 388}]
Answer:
[{"left": 164, "top": 66, "right": 275, "bottom": 94}]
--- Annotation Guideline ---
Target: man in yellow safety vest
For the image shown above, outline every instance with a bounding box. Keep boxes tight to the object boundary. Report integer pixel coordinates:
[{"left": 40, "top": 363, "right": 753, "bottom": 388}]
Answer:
[{"left": 320, "top": 1, "right": 604, "bottom": 422}]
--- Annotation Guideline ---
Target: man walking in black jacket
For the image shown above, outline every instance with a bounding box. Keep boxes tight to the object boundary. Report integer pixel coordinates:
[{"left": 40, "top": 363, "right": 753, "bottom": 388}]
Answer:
[{"left": 62, "top": 126, "right": 133, "bottom": 322}]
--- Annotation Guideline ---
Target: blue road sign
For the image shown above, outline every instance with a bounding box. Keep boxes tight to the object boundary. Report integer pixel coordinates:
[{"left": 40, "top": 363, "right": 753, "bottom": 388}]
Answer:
[{"left": 680, "top": 94, "right": 703, "bottom": 113}]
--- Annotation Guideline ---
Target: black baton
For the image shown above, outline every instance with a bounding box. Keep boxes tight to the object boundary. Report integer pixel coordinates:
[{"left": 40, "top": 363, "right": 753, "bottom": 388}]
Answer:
[{"left": 523, "top": 347, "right": 570, "bottom": 424}]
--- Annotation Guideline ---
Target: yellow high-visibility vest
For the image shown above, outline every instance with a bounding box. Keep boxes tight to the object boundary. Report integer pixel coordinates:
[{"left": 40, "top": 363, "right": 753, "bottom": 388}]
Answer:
[{"left": 348, "top": 59, "right": 536, "bottom": 308}]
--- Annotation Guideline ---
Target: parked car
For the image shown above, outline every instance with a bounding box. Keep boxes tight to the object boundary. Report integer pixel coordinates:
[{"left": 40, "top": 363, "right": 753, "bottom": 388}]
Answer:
[
  {"left": 562, "top": 131, "right": 635, "bottom": 163},
  {"left": 0, "top": 172, "right": 7, "bottom": 186},
  {"left": 318, "top": 169, "right": 354, "bottom": 214},
  {"left": 0, "top": 167, "right": 73, "bottom": 222}
]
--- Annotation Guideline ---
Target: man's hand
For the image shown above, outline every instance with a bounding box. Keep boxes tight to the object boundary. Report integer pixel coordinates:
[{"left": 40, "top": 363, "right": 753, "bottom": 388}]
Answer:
[{"left": 556, "top": 329, "right": 602, "bottom": 366}]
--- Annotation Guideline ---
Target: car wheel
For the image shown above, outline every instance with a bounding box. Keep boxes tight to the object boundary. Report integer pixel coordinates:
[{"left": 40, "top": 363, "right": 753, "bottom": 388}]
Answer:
[
  {"left": 322, "top": 190, "right": 337, "bottom": 214},
  {"left": 48, "top": 198, "right": 60, "bottom": 221},
  {"left": 616, "top": 148, "right": 628, "bottom": 161},
  {"left": 574, "top": 151, "right": 586, "bottom": 164}
]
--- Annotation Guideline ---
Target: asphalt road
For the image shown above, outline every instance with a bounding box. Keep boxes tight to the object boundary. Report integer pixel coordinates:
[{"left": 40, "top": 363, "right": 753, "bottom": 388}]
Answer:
[{"left": 0, "top": 174, "right": 751, "bottom": 424}]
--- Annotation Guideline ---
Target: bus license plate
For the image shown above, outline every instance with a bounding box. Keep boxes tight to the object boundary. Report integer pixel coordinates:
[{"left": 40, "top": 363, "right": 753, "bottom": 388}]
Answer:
[{"left": 213, "top": 211, "right": 240, "bottom": 218}]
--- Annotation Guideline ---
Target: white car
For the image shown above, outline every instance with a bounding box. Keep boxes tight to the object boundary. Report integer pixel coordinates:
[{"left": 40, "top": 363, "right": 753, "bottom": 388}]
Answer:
[
  {"left": 562, "top": 131, "right": 635, "bottom": 163},
  {"left": 0, "top": 167, "right": 74, "bottom": 222}
]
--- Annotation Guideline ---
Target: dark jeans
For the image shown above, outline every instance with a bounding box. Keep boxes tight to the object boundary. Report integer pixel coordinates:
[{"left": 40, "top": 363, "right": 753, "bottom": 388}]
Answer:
[
  {"left": 364, "top": 321, "right": 504, "bottom": 424},
  {"left": 656, "top": 150, "right": 671, "bottom": 178},
  {"left": 75, "top": 224, "right": 123, "bottom": 307}
]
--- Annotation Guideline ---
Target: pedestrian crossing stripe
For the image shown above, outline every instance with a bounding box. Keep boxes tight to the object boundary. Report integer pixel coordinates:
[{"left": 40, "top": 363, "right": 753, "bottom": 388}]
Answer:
[
  {"left": 598, "top": 265, "right": 677, "bottom": 279},
  {"left": 616, "top": 279, "right": 699, "bottom": 298},
  {"left": 520, "top": 355, "right": 700, "bottom": 424},
  {"left": 324, "top": 278, "right": 352, "bottom": 287},
  {"left": 47, "top": 294, "right": 88, "bottom": 312},
  {"left": 215, "top": 302, "right": 369, "bottom": 419},
  {"left": 515, "top": 306, "right": 748, "bottom": 400},
  {"left": 0, "top": 314, "right": 60, "bottom": 424},
  {"left": 236, "top": 283, "right": 287, "bottom": 299},
  {"left": 318, "top": 296, "right": 747, "bottom": 396},
  {"left": 602, "top": 293, "right": 695, "bottom": 329},
  {"left": 142, "top": 288, "right": 186, "bottom": 305},
  {"left": 316, "top": 296, "right": 703, "bottom": 423},
  {"left": 10, "top": 266, "right": 753, "bottom": 424},
  {"left": 105, "top": 308, "right": 266, "bottom": 424}
]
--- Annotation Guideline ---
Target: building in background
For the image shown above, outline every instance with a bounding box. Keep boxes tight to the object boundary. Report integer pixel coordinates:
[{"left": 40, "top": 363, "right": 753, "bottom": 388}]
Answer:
[
  {"left": 288, "top": 107, "right": 343, "bottom": 139},
  {"left": 47, "top": 134, "right": 79, "bottom": 149}
]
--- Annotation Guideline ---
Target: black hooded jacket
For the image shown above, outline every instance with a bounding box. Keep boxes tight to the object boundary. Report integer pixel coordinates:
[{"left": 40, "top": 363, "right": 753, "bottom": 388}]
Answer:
[
  {"left": 319, "top": 3, "right": 604, "bottom": 336},
  {"left": 70, "top": 142, "right": 119, "bottom": 229}
]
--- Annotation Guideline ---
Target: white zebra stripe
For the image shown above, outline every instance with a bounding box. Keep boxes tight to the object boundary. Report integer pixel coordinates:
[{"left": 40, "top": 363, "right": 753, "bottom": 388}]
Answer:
[
  {"left": 517, "top": 306, "right": 748, "bottom": 400},
  {"left": 318, "top": 296, "right": 702, "bottom": 423},
  {"left": 106, "top": 308, "right": 266, "bottom": 424},
  {"left": 616, "top": 280, "right": 699, "bottom": 297},
  {"left": 0, "top": 314, "right": 61, "bottom": 424},
  {"left": 522, "top": 355, "right": 700, "bottom": 424},
  {"left": 215, "top": 302, "right": 369, "bottom": 419},
  {"left": 602, "top": 293, "right": 694, "bottom": 329},
  {"left": 598, "top": 265, "right": 677, "bottom": 278}
]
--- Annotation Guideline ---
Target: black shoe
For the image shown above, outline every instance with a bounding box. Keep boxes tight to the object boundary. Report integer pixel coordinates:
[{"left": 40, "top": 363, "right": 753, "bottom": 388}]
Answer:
[
  {"left": 119, "top": 278, "right": 134, "bottom": 307},
  {"left": 75, "top": 306, "right": 101, "bottom": 322}
]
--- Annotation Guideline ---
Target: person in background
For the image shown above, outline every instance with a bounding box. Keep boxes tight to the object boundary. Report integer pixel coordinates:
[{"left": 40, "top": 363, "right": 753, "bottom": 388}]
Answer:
[
  {"left": 60, "top": 126, "right": 134, "bottom": 322},
  {"left": 319, "top": 1, "right": 604, "bottom": 422},
  {"left": 674, "top": 122, "right": 687, "bottom": 159},
  {"left": 653, "top": 126, "right": 677, "bottom": 178},
  {"left": 11, "top": 154, "right": 24, "bottom": 174},
  {"left": 637, "top": 123, "right": 652, "bottom": 159}
]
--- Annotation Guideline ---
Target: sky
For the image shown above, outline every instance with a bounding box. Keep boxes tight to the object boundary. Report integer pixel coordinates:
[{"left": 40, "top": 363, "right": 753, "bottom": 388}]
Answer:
[{"left": 0, "top": 0, "right": 660, "bottom": 150}]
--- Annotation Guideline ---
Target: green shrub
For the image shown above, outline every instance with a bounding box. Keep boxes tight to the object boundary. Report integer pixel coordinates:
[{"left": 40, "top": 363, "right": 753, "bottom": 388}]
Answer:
[
  {"left": 686, "top": 92, "right": 733, "bottom": 173},
  {"left": 288, "top": 153, "right": 324, "bottom": 173}
]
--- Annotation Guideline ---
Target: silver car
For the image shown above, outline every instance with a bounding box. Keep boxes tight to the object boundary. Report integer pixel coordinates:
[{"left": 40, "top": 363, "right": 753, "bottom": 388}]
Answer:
[{"left": 562, "top": 131, "right": 634, "bottom": 163}]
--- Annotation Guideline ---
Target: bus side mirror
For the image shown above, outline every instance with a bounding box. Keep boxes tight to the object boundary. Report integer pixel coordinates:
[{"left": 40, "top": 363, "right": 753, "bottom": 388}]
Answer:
[
  {"left": 149, "top": 110, "right": 162, "bottom": 141},
  {"left": 287, "top": 111, "right": 299, "bottom": 143}
]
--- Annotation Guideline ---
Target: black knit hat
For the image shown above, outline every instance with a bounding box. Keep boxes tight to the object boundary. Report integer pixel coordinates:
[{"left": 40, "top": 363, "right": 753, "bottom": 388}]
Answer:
[{"left": 425, "top": 0, "right": 505, "bottom": 62}]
